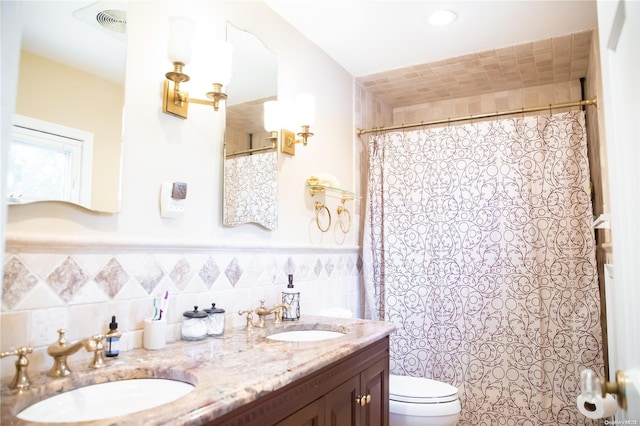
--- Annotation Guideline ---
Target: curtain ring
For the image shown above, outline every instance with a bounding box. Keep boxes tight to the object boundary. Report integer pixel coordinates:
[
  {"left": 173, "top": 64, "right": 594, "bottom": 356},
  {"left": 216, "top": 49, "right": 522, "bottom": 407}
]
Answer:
[
  {"left": 314, "top": 201, "right": 331, "bottom": 232},
  {"left": 337, "top": 205, "right": 351, "bottom": 234},
  {"left": 549, "top": 103, "right": 552, "bottom": 116}
]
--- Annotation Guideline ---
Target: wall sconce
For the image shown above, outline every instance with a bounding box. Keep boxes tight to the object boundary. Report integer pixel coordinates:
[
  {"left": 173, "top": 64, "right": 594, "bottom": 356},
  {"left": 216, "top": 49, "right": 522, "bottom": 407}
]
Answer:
[
  {"left": 274, "top": 94, "right": 315, "bottom": 156},
  {"left": 162, "top": 16, "right": 233, "bottom": 119},
  {"left": 262, "top": 95, "right": 315, "bottom": 155}
]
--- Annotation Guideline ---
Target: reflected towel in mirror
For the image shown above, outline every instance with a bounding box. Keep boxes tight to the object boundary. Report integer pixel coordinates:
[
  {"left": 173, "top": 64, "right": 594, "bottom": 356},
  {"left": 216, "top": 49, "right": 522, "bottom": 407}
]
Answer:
[{"left": 223, "top": 151, "right": 278, "bottom": 230}]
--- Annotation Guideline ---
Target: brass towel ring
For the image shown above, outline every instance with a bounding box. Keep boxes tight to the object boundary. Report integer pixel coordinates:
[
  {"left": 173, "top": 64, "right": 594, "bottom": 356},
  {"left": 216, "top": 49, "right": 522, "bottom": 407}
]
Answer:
[
  {"left": 314, "top": 202, "right": 331, "bottom": 232},
  {"left": 337, "top": 205, "right": 351, "bottom": 234}
]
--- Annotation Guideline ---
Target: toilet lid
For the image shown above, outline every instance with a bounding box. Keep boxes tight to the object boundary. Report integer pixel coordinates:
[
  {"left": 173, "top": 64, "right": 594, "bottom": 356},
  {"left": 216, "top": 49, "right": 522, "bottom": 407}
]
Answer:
[{"left": 389, "top": 374, "right": 459, "bottom": 404}]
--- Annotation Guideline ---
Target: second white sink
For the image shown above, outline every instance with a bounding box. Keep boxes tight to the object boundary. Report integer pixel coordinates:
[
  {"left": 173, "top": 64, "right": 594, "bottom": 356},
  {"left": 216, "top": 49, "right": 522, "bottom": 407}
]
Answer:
[
  {"left": 266, "top": 329, "right": 345, "bottom": 342},
  {"left": 17, "top": 378, "right": 194, "bottom": 423}
]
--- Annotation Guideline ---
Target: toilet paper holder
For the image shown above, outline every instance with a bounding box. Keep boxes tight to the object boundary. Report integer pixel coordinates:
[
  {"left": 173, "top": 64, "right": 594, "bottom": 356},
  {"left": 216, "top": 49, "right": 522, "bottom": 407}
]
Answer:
[{"left": 581, "top": 369, "right": 627, "bottom": 410}]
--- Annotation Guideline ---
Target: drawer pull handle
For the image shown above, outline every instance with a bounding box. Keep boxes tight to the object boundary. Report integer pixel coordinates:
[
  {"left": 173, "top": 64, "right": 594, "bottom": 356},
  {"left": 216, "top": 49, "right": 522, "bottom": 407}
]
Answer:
[{"left": 356, "top": 394, "right": 372, "bottom": 406}]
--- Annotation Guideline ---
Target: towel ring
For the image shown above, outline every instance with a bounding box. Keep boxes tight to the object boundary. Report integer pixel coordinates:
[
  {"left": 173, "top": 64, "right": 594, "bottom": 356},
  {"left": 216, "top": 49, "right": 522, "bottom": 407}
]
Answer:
[
  {"left": 337, "top": 205, "right": 351, "bottom": 234},
  {"left": 314, "top": 201, "right": 331, "bottom": 232}
]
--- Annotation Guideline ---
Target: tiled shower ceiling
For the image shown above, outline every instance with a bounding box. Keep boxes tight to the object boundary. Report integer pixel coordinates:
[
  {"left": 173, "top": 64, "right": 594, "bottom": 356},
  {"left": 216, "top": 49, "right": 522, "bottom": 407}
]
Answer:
[{"left": 357, "top": 30, "right": 593, "bottom": 108}]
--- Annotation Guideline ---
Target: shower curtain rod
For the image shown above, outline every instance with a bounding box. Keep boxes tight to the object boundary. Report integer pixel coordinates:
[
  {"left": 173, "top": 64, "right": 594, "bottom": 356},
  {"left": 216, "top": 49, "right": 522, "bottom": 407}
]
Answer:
[
  {"left": 356, "top": 97, "right": 597, "bottom": 137},
  {"left": 225, "top": 142, "right": 276, "bottom": 159}
]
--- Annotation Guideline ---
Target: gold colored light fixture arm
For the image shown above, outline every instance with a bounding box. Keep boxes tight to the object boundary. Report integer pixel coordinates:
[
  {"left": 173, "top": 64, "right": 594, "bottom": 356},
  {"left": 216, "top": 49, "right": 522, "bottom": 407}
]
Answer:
[
  {"left": 297, "top": 125, "right": 314, "bottom": 146},
  {"left": 163, "top": 62, "right": 228, "bottom": 118}
]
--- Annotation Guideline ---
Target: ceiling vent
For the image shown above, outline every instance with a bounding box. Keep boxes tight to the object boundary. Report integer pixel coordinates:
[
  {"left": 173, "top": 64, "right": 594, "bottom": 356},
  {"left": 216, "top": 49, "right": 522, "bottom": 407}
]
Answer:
[{"left": 73, "top": 1, "right": 127, "bottom": 40}]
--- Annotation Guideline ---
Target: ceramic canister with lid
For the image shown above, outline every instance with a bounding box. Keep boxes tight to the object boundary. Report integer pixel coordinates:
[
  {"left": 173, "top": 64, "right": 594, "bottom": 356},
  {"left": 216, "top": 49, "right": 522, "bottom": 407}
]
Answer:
[
  {"left": 181, "top": 306, "right": 208, "bottom": 341},
  {"left": 204, "top": 303, "right": 226, "bottom": 336}
]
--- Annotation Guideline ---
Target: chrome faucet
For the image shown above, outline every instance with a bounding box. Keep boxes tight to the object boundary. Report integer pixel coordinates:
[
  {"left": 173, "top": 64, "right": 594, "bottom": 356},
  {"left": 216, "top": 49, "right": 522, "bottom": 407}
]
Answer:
[
  {"left": 47, "top": 328, "right": 112, "bottom": 377},
  {"left": 0, "top": 346, "right": 33, "bottom": 390},
  {"left": 254, "top": 300, "right": 290, "bottom": 328}
]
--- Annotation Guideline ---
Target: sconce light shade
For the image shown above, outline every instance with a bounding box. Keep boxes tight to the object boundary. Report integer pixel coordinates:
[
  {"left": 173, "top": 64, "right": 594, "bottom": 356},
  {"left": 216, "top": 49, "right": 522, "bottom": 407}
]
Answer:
[
  {"left": 280, "top": 93, "right": 315, "bottom": 155},
  {"left": 168, "top": 16, "right": 195, "bottom": 64},
  {"left": 296, "top": 93, "right": 315, "bottom": 126},
  {"left": 162, "top": 20, "right": 234, "bottom": 118},
  {"left": 210, "top": 40, "right": 234, "bottom": 86},
  {"left": 264, "top": 100, "right": 281, "bottom": 132}
]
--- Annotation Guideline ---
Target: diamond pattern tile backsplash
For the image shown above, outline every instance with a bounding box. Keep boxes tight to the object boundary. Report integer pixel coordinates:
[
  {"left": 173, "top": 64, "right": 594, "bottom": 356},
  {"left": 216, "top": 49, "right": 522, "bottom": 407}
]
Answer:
[{"left": 1, "top": 239, "right": 362, "bottom": 378}]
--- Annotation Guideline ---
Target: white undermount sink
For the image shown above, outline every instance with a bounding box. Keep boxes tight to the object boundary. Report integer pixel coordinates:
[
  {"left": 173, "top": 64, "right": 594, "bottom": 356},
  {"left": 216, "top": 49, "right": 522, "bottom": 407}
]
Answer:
[
  {"left": 17, "top": 378, "right": 194, "bottom": 423},
  {"left": 266, "top": 329, "right": 346, "bottom": 342}
]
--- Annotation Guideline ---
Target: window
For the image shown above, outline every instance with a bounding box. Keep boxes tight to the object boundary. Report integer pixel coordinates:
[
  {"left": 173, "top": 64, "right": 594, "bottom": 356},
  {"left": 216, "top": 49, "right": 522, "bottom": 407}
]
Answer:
[{"left": 7, "top": 115, "right": 93, "bottom": 205}]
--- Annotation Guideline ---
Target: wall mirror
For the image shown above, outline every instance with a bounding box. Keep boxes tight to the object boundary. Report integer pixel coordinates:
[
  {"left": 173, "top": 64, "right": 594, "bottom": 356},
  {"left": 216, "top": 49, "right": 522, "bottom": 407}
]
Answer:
[
  {"left": 223, "top": 22, "right": 279, "bottom": 230},
  {"left": 7, "top": 0, "right": 127, "bottom": 213}
]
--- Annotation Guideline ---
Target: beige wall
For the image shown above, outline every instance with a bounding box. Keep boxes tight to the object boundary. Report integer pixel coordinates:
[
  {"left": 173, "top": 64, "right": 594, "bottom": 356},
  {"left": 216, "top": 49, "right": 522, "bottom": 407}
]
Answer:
[{"left": 16, "top": 51, "right": 124, "bottom": 212}]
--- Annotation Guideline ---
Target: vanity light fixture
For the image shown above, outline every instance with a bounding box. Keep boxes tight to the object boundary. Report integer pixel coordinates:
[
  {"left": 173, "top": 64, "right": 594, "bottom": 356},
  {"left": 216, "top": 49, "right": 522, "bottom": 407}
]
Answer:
[
  {"left": 281, "top": 93, "right": 315, "bottom": 156},
  {"left": 162, "top": 16, "right": 233, "bottom": 119}
]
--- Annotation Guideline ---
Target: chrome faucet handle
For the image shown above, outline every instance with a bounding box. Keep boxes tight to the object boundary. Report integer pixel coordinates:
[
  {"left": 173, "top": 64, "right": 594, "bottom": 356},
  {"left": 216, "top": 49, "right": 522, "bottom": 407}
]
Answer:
[
  {"left": 0, "top": 346, "right": 33, "bottom": 390},
  {"left": 238, "top": 309, "right": 255, "bottom": 330}
]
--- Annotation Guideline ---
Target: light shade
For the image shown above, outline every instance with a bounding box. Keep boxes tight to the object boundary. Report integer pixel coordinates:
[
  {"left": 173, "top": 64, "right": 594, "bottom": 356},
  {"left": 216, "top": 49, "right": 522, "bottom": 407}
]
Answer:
[
  {"left": 263, "top": 100, "right": 281, "bottom": 131},
  {"left": 168, "top": 16, "right": 195, "bottom": 64},
  {"left": 427, "top": 10, "right": 457, "bottom": 26},
  {"left": 210, "top": 40, "right": 234, "bottom": 86},
  {"left": 296, "top": 93, "right": 315, "bottom": 126}
]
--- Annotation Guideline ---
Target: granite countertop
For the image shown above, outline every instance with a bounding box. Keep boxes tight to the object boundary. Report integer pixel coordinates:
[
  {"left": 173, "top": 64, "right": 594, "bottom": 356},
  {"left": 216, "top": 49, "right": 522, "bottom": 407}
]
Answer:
[{"left": 1, "top": 316, "right": 395, "bottom": 425}]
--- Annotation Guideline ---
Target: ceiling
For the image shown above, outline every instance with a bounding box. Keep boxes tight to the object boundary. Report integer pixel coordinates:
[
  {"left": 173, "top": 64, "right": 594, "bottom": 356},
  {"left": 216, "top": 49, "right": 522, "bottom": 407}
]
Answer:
[
  {"left": 264, "top": 0, "right": 598, "bottom": 107},
  {"left": 15, "top": 1, "right": 598, "bottom": 108},
  {"left": 16, "top": 0, "right": 127, "bottom": 85}
]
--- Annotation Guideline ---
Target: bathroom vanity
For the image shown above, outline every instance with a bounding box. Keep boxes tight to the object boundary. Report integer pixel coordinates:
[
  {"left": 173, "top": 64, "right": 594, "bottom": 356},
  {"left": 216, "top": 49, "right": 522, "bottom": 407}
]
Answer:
[{"left": 0, "top": 316, "right": 395, "bottom": 425}]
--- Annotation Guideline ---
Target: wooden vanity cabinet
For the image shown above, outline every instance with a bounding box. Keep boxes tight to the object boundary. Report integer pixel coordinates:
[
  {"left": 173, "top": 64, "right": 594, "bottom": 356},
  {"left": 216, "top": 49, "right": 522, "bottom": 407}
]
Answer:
[{"left": 208, "top": 337, "right": 389, "bottom": 426}]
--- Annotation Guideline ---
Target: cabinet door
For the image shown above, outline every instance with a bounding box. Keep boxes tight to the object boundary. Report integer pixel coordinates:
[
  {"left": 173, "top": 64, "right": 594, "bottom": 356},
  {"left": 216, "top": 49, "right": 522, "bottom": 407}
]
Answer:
[
  {"left": 325, "top": 375, "right": 360, "bottom": 426},
  {"left": 360, "top": 357, "right": 389, "bottom": 426},
  {"left": 276, "top": 398, "right": 325, "bottom": 426}
]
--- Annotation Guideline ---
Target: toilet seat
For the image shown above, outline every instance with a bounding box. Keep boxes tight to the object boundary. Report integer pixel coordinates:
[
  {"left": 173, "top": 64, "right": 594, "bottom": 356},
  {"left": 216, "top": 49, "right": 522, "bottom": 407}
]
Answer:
[{"left": 390, "top": 374, "right": 459, "bottom": 404}]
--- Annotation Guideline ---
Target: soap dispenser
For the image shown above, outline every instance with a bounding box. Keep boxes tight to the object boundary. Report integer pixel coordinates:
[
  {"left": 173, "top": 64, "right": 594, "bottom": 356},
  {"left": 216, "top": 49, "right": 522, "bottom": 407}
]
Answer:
[
  {"left": 282, "top": 274, "right": 300, "bottom": 321},
  {"left": 105, "top": 316, "right": 120, "bottom": 357}
]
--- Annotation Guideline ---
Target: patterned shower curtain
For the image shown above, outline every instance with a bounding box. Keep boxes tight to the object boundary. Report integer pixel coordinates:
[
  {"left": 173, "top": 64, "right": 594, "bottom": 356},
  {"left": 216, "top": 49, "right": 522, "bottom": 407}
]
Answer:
[{"left": 363, "top": 111, "right": 604, "bottom": 425}]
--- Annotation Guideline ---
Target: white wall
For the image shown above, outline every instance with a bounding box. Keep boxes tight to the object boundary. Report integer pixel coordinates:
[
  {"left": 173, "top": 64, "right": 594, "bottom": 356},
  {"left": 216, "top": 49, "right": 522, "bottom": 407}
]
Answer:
[
  {"left": 5, "top": 1, "right": 357, "bottom": 248},
  {"left": 0, "top": 1, "right": 362, "bottom": 378}
]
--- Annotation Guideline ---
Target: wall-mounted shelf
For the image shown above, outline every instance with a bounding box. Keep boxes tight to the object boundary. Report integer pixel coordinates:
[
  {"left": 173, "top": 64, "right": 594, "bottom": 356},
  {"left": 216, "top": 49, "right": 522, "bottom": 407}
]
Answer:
[
  {"left": 306, "top": 183, "right": 355, "bottom": 202},
  {"left": 306, "top": 184, "right": 355, "bottom": 201}
]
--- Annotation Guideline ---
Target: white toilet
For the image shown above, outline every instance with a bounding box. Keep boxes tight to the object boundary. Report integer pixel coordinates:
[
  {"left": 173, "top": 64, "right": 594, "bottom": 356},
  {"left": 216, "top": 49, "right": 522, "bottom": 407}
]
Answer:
[{"left": 389, "top": 374, "right": 461, "bottom": 426}]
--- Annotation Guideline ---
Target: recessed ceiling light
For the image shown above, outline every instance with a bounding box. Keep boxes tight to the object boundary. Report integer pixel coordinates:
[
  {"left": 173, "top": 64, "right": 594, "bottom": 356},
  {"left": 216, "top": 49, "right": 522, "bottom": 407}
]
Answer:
[{"left": 427, "top": 10, "right": 457, "bottom": 26}]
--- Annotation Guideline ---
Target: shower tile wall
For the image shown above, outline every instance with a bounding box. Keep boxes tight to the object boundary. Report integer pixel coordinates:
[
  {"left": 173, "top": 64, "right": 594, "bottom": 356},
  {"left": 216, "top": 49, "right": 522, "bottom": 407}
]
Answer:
[
  {"left": 393, "top": 80, "right": 583, "bottom": 124},
  {"left": 1, "top": 239, "right": 362, "bottom": 377},
  {"left": 353, "top": 82, "right": 393, "bottom": 237}
]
